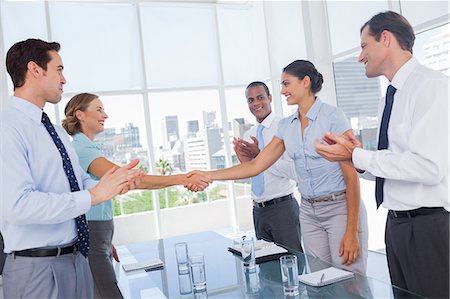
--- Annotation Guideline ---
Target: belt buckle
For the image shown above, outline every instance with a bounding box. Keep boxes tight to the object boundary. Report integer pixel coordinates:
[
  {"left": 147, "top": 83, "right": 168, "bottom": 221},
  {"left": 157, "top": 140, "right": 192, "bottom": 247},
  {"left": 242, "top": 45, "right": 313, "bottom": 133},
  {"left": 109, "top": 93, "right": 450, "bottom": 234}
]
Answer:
[
  {"left": 56, "top": 247, "right": 62, "bottom": 257},
  {"left": 260, "top": 201, "right": 266, "bottom": 208}
]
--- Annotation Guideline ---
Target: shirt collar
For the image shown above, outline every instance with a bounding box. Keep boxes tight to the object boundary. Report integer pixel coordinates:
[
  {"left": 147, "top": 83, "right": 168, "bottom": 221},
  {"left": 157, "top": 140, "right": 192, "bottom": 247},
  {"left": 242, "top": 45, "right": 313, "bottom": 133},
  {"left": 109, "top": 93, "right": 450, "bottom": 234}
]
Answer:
[
  {"left": 289, "top": 97, "right": 323, "bottom": 123},
  {"left": 259, "top": 111, "right": 276, "bottom": 128},
  {"left": 74, "top": 132, "right": 100, "bottom": 148},
  {"left": 390, "top": 57, "right": 419, "bottom": 91},
  {"left": 10, "top": 96, "right": 44, "bottom": 125}
]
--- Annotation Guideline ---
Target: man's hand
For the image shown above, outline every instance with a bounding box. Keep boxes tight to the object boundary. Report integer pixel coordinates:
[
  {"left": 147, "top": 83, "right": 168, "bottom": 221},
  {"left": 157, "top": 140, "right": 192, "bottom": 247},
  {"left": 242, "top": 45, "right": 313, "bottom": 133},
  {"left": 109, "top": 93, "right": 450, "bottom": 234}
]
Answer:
[
  {"left": 233, "top": 137, "right": 260, "bottom": 162},
  {"left": 314, "top": 132, "right": 359, "bottom": 162},
  {"left": 89, "top": 159, "right": 140, "bottom": 205},
  {"left": 127, "top": 170, "right": 146, "bottom": 191},
  {"left": 183, "top": 172, "right": 212, "bottom": 192},
  {"left": 185, "top": 170, "right": 213, "bottom": 192}
]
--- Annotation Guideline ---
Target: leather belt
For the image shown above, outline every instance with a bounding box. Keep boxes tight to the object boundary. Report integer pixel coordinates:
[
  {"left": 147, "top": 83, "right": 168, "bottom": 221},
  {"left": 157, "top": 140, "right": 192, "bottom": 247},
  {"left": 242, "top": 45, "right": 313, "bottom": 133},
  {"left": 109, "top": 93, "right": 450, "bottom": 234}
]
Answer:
[
  {"left": 388, "top": 207, "right": 447, "bottom": 218},
  {"left": 253, "top": 194, "right": 293, "bottom": 208},
  {"left": 14, "top": 244, "right": 78, "bottom": 257},
  {"left": 302, "top": 191, "right": 346, "bottom": 204}
]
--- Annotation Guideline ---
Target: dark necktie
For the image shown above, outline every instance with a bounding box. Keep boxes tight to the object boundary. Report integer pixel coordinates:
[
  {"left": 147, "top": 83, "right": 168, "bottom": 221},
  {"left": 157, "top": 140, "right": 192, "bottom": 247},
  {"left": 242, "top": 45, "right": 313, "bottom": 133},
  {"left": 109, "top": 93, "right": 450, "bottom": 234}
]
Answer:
[
  {"left": 375, "top": 85, "right": 396, "bottom": 208},
  {"left": 41, "top": 112, "right": 90, "bottom": 257},
  {"left": 251, "top": 124, "right": 265, "bottom": 196}
]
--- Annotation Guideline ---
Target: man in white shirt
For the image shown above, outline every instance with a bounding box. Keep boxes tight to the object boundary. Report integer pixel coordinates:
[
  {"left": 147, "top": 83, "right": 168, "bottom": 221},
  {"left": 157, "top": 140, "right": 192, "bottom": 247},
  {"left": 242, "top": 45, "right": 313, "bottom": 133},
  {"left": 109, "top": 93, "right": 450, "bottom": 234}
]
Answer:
[
  {"left": 233, "top": 82, "right": 302, "bottom": 252},
  {"left": 315, "top": 12, "right": 448, "bottom": 298}
]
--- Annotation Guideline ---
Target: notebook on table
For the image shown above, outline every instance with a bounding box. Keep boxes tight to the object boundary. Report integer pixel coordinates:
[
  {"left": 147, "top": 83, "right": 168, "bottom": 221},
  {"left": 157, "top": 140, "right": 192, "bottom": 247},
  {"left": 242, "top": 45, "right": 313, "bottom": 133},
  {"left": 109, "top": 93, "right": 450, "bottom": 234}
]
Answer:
[
  {"left": 228, "top": 239, "right": 288, "bottom": 263},
  {"left": 298, "top": 266, "right": 354, "bottom": 287},
  {"left": 122, "top": 258, "right": 164, "bottom": 273}
]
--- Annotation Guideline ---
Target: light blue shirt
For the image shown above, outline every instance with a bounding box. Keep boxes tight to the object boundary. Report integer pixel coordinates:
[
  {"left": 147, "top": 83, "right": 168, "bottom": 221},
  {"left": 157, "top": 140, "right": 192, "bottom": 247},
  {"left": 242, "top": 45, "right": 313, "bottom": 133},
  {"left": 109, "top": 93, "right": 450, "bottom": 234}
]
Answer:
[
  {"left": 72, "top": 133, "right": 114, "bottom": 221},
  {"left": 0, "top": 97, "right": 95, "bottom": 253},
  {"left": 275, "top": 98, "right": 351, "bottom": 198}
]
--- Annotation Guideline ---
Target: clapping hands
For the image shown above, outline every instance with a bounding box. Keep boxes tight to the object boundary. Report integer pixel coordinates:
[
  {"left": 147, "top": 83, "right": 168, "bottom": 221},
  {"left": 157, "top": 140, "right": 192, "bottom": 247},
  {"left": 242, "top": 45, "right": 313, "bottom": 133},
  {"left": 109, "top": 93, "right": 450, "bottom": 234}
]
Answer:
[
  {"left": 233, "top": 136, "right": 260, "bottom": 162},
  {"left": 314, "top": 132, "right": 362, "bottom": 162}
]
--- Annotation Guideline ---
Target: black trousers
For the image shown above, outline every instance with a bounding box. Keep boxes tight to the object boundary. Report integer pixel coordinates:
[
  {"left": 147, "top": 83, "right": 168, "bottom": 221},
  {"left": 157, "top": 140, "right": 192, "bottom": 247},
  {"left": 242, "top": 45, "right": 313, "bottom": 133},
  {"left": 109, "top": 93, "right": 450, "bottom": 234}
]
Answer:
[
  {"left": 0, "top": 232, "right": 5, "bottom": 275},
  {"left": 253, "top": 196, "right": 303, "bottom": 252},
  {"left": 385, "top": 210, "right": 449, "bottom": 298}
]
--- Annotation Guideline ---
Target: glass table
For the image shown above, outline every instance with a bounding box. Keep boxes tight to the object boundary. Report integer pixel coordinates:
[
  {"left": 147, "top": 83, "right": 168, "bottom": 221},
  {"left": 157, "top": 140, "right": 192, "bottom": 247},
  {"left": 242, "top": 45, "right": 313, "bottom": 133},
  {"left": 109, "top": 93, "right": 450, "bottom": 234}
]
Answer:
[{"left": 115, "top": 230, "right": 422, "bottom": 298}]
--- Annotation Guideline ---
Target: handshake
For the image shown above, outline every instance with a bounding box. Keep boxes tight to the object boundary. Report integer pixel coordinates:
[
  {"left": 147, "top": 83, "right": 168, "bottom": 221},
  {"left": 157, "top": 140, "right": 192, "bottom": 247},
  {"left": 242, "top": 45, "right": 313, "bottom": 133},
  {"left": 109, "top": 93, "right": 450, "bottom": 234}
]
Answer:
[
  {"left": 183, "top": 170, "right": 213, "bottom": 192},
  {"left": 89, "top": 160, "right": 216, "bottom": 206}
]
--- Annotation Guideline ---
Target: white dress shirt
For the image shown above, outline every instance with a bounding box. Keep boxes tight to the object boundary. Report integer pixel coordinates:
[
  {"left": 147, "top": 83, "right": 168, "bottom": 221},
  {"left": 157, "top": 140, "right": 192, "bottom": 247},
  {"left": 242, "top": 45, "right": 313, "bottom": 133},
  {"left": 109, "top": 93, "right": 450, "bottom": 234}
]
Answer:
[
  {"left": 244, "top": 112, "right": 297, "bottom": 202},
  {"left": 0, "top": 97, "right": 95, "bottom": 253},
  {"left": 353, "top": 57, "right": 449, "bottom": 211}
]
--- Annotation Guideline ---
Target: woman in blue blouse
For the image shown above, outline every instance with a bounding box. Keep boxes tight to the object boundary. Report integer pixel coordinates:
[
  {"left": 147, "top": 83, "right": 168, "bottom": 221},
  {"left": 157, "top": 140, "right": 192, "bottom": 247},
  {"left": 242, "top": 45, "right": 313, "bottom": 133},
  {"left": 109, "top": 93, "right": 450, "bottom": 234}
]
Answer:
[
  {"left": 62, "top": 93, "right": 210, "bottom": 298},
  {"left": 189, "top": 60, "right": 368, "bottom": 274}
]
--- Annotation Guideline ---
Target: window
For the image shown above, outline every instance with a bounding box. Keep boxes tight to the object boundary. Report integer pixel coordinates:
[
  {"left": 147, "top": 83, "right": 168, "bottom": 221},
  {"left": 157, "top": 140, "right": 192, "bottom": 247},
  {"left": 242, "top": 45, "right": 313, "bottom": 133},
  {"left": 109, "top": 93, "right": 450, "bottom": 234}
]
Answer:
[
  {"left": 148, "top": 89, "right": 229, "bottom": 207},
  {"left": 217, "top": 3, "right": 270, "bottom": 85},
  {"left": 140, "top": 3, "right": 219, "bottom": 88},
  {"left": 400, "top": 0, "right": 449, "bottom": 27},
  {"left": 1, "top": 1, "right": 48, "bottom": 94},
  {"left": 48, "top": 2, "right": 142, "bottom": 93},
  {"left": 326, "top": 1, "right": 388, "bottom": 55}
]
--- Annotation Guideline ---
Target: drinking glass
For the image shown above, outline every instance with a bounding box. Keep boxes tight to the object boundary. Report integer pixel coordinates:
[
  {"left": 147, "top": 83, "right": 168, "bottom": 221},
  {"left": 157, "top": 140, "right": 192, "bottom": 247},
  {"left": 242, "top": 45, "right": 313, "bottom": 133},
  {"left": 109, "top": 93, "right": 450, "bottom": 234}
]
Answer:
[{"left": 280, "top": 255, "right": 299, "bottom": 296}]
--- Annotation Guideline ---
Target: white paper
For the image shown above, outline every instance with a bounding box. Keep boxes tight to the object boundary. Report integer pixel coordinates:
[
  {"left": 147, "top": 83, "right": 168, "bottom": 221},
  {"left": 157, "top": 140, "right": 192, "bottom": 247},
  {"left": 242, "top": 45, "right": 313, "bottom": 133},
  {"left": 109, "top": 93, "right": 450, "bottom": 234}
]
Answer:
[
  {"left": 122, "top": 258, "right": 164, "bottom": 272},
  {"left": 298, "top": 267, "right": 354, "bottom": 287}
]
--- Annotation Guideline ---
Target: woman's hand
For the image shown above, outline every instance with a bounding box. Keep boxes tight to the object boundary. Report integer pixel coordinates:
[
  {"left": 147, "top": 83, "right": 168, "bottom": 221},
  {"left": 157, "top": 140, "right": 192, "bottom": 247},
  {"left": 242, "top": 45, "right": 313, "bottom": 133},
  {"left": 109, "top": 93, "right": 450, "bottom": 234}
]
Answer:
[
  {"left": 339, "top": 230, "right": 360, "bottom": 266},
  {"left": 184, "top": 170, "right": 212, "bottom": 192}
]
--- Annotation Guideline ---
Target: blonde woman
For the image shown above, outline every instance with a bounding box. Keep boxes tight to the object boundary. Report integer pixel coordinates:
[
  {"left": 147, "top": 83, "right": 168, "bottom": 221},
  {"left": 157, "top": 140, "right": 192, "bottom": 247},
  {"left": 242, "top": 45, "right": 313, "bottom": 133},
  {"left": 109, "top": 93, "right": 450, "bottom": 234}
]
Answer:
[{"left": 62, "top": 93, "right": 210, "bottom": 298}]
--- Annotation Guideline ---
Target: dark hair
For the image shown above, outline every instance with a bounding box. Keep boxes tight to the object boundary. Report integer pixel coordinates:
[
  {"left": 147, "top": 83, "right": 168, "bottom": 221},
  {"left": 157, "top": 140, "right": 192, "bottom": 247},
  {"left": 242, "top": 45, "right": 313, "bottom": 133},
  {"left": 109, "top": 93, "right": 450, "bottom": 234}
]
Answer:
[
  {"left": 6, "top": 38, "right": 61, "bottom": 89},
  {"left": 62, "top": 93, "right": 99, "bottom": 136},
  {"left": 246, "top": 81, "right": 270, "bottom": 96},
  {"left": 361, "top": 11, "right": 415, "bottom": 53},
  {"left": 283, "top": 60, "right": 323, "bottom": 94}
]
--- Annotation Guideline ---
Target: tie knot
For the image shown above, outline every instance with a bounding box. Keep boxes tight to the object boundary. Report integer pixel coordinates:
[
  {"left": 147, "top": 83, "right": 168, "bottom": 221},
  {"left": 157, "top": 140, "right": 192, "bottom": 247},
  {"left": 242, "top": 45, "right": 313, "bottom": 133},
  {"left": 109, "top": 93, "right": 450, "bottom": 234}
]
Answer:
[
  {"left": 387, "top": 85, "right": 397, "bottom": 97},
  {"left": 257, "top": 124, "right": 264, "bottom": 134},
  {"left": 41, "top": 111, "right": 50, "bottom": 125}
]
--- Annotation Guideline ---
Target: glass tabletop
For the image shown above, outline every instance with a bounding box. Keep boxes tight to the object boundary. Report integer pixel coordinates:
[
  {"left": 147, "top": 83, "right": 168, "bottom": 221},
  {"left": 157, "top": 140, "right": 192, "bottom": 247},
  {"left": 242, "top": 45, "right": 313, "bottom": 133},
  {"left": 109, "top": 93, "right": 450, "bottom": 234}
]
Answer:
[{"left": 115, "top": 230, "right": 423, "bottom": 299}]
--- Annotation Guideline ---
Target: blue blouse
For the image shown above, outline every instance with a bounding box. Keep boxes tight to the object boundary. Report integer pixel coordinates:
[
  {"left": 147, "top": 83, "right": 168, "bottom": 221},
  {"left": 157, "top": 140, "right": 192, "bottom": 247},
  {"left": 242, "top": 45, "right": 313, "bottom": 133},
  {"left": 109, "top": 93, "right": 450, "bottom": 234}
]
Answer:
[
  {"left": 275, "top": 98, "right": 351, "bottom": 198},
  {"left": 72, "top": 132, "right": 114, "bottom": 221}
]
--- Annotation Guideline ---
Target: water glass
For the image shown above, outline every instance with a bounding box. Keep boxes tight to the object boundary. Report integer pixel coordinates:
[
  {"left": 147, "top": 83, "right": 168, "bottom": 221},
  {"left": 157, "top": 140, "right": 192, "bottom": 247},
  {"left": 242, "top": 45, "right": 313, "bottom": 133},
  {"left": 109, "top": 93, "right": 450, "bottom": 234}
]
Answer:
[
  {"left": 178, "top": 272, "right": 192, "bottom": 295},
  {"left": 241, "top": 236, "right": 256, "bottom": 270},
  {"left": 175, "top": 242, "right": 189, "bottom": 274},
  {"left": 280, "top": 255, "right": 299, "bottom": 296},
  {"left": 193, "top": 288, "right": 208, "bottom": 299},
  {"left": 243, "top": 266, "right": 260, "bottom": 296},
  {"left": 190, "top": 254, "right": 207, "bottom": 291}
]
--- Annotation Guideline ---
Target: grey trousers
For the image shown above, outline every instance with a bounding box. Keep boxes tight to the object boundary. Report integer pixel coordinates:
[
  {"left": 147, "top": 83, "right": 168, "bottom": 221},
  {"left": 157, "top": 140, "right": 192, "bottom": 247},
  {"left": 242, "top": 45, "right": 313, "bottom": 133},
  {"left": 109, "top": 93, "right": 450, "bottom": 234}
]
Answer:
[
  {"left": 88, "top": 220, "right": 123, "bottom": 299},
  {"left": 300, "top": 195, "right": 368, "bottom": 274},
  {"left": 3, "top": 251, "right": 93, "bottom": 299},
  {"left": 253, "top": 196, "right": 303, "bottom": 252}
]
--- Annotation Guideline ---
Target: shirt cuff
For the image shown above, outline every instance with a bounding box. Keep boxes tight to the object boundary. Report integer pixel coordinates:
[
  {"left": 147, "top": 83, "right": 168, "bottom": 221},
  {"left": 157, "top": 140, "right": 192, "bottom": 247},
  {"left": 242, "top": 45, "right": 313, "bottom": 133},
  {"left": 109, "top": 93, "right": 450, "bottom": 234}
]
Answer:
[
  {"left": 352, "top": 147, "right": 373, "bottom": 171},
  {"left": 74, "top": 190, "right": 92, "bottom": 215}
]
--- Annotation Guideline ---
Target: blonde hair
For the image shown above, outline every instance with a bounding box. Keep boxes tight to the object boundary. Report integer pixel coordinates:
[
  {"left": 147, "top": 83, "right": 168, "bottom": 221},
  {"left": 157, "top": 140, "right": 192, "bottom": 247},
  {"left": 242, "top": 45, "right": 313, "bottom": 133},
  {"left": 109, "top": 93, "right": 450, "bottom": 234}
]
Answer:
[{"left": 62, "top": 93, "right": 98, "bottom": 136}]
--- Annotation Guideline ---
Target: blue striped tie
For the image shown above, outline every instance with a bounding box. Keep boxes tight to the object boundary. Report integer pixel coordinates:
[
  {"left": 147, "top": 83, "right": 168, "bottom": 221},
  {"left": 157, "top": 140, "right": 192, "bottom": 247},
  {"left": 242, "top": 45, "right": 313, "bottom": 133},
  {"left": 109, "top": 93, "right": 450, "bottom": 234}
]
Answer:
[
  {"left": 251, "top": 125, "right": 265, "bottom": 196},
  {"left": 41, "top": 112, "right": 90, "bottom": 257},
  {"left": 375, "top": 85, "right": 396, "bottom": 208}
]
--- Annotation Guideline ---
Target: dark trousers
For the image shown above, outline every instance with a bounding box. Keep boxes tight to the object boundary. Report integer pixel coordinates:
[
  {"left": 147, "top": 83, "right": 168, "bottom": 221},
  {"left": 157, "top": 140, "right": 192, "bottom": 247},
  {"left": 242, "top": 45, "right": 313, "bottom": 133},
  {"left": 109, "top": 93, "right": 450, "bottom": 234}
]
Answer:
[
  {"left": 88, "top": 220, "right": 123, "bottom": 299},
  {"left": 253, "top": 196, "right": 303, "bottom": 252},
  {"left": 0, "top": 233, "right": 5, "bottom": 275},
  {"left": 385, "top": 210, "right": 449, "bottom": 298}
]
